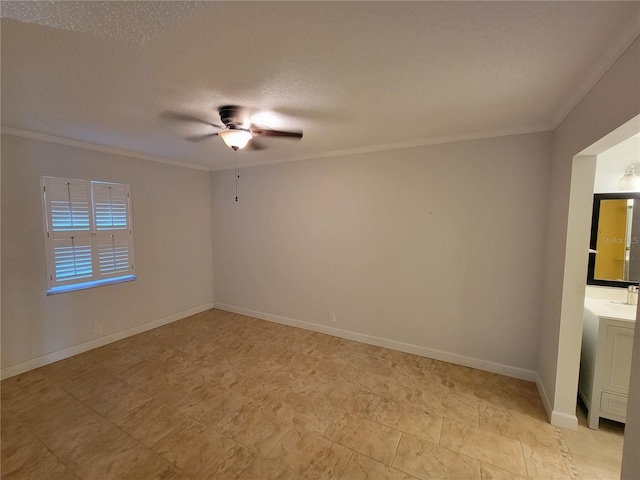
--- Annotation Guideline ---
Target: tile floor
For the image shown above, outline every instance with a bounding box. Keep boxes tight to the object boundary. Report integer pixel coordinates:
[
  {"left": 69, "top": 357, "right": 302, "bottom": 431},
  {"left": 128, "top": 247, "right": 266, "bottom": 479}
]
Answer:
[{"left": 0, "top": 309, "right": 625, "bottom": 479}]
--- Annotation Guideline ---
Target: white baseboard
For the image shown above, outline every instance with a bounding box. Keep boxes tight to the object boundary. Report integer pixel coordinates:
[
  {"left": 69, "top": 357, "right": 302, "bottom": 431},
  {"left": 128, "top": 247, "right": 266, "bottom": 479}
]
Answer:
[
  {"left": 214, "top": 303, "right": 538, "bottom": 382},
  {"left": 1, "top": 303, "right": 213, "bottom": 380},
  {"left": 550, "top": 410, "right": 579, "bottom": 430},
  {"left": 534, "top": 372, "right": 578, "bottom": 430},
  {"left": 535, "top": 372, "right": 554, "bottom": 422}
]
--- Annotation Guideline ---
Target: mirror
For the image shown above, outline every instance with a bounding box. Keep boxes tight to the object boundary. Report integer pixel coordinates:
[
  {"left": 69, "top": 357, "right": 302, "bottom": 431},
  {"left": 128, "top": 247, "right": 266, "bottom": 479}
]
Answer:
[{"left": 588, "top": 193, "right": 640, "bottom": 287}]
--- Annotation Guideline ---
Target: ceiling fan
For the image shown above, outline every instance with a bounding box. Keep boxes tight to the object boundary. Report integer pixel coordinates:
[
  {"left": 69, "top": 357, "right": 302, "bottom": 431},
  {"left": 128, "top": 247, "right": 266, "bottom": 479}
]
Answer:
[{"left": 161, "top": 105, "right": 303, "bottom": 151}]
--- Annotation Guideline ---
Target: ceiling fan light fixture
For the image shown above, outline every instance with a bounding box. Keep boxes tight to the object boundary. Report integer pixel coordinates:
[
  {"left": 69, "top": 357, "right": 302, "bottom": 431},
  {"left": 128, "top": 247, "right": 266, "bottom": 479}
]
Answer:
[
  {"left": 618, "top": 162, "right": 640, "bottom": 191},
  {"left": 218, "top": 128, "right": 253, "bottom": 150}
]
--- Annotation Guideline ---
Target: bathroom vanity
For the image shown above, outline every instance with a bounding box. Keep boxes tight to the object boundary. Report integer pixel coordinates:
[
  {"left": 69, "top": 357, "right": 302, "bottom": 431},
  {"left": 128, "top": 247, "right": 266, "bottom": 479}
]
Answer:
[{"left": 579, "top": 298, "right": 636, "bottom": 429}]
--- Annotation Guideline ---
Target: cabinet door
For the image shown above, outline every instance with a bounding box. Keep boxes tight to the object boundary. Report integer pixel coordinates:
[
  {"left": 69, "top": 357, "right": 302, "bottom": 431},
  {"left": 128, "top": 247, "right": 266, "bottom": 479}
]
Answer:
[{"left": 604, "top": 325, "right": 634, "bottom": 394}]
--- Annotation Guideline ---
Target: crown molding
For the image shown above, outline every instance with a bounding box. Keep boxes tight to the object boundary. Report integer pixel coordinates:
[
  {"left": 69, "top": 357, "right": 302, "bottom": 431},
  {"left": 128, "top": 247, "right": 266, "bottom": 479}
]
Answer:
[
  {"left": 210, "top": 124, "right": 552, "bottom": 171},
  {"left": 551, "top": 29, "right": 640, "bottom": 130},
  {"left": 0, "top": 127, "right": 212, "bottom": 171},
  {"left": 3, "top": 124, "right": 553, "bottom": 174}
]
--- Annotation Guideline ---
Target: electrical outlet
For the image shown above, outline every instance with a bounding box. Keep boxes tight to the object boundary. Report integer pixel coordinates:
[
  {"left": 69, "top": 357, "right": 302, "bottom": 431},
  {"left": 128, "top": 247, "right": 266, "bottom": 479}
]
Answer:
[
  {"left": 94, "top": 322, "right": 103, "bottom": 333},
  {"left": 329, "top": 312, "right": 336, "bottom": 323}
]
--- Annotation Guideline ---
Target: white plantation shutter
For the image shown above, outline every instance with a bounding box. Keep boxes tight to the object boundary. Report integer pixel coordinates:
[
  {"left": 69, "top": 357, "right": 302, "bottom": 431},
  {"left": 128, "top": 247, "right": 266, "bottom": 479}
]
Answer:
[
  {"left": 45, "top": 177, "right": 91, "bottom": 232},
  {"left": 91, "top": 182, "right": 134, "bottom": 280},
  {"left": 97, "top": 236, "right": 132, "bottom": 276},
  {"left": 42, "top": 177, "right": 135, "bottom": 292},
  {"left": 52, "top": 237, "right": 93, "bottom": 282},
  {"left": 93, "top": 183, "right": 128, "bottom": 230}
]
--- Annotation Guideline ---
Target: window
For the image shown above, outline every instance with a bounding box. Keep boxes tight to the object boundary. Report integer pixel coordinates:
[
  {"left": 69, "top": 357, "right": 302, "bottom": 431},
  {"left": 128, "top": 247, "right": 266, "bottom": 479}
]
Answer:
[{"left": 41, "top": 176, "right": 136, "bottom": 294}]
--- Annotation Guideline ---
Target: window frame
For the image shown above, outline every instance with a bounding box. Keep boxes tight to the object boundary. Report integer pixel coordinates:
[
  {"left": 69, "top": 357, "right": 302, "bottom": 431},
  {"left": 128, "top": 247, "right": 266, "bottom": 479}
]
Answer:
[{"left": 41, "top": 176, "right": 136, "bottom": 294}]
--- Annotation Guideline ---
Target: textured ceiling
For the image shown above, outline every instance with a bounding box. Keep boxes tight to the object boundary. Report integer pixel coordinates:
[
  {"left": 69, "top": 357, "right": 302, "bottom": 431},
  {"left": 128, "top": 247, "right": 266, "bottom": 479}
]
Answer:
[{"left": 1, "top": 1, "right": 639, "bottom": 170}]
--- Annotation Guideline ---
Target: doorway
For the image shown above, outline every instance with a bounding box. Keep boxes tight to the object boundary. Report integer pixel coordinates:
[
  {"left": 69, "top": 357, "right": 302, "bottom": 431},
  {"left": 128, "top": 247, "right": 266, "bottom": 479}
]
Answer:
[
  {"left": 556, "top": 115, "right": 640, "bottom": 429},
  {"left": 556, "top": 115, "right": 640, "bottom": 476}
]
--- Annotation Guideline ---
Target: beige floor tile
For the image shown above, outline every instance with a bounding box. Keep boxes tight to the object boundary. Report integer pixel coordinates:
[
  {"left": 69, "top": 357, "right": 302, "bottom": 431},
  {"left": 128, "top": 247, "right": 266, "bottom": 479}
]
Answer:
[
  {"left": 267, "top": 426, "right": 352, "bottom": 480},
  {"left": 138, "top": 369, "right": 207, "bottom": 406},
  {"left": 372, "top": 398, "right": 442, "bottom": 444},
  {"left": 271, "top": 369, "right": 328, "bottom": 396},
  {"left": 393, "top": 369, "right": 448, "bottom": 396},
  {"left": 101, "top": 354, "right": 148, "bottom": 381},
  {"left": 174, "top": 387, "right": 248, "bottom": 427},
  {"left": 1, "top": 451, "right": 79, "bottom": 480},
  {"left": 59, "top": 369, "right": 124, "bottom": 400},
  {"left": 113, "top": 359, "right": 168, "bottom": 389},
  {"left": 480, "top": 463, "right": 527, "bottom": 480},
  {"left": 478, "top": 403, "right": 560, "bottom": 451},
  {"left": 0, "top": 310, "right": 625, "bottom": 480},
  {"left": 393, "top": 433, "right": 481, "bottom": 480},
  {"left": 1, "top": 411, "right": 52, "bottom": 478},
  {"left": 1, "top": 370, "right": 68, "bottom": 414},
  {"left": 305, "top": 342, "right": 352, "bottom": 365},
  {"left": 340, "top": 452, "right": 418, "bottom": 479},
  {"left": 148, "top": 327, "right": 193, "bottom": 350},
  {"left": 175, "top": 336, "right": 223, "bottom": 358},
  {"left": 356, "top": 370, "right": 416, "bottom": 402},
  {"left": 283, "top": 337, "right": 325, "bottom": 355},
  {"left": 324, "top": 413, "right": 402, "bottom": 465},
  {"left": 234, "top": 351, "right": 286, "bottom": 378},
  {"left": 15, "top": 391, "right": 96, "bottom": 433},
  {"left": 193, "top": 357, "right": 240, "bottom": 384},
  {"left": 571, "top": 452, "right": 622, "bottom": 480},
  {"left": 37, "top": 413, "right": 126, "bottom": 470},
  {"left": 446, "top": 371, "right": 515, "bottom": 414},
  {"left": 501, "top": 391, "right": 548, "bottom": 420},
  {"left": 206, "top": 443, "right": 295, "bottom": 480},
  {"left": 308, "top": 361, "right": 363, "bottom": 385},
  {"left": 320, "top": 381, "right": 382, "bottom": 419},
  {"left": 439, "top": 418, "right": 526, "bottom": 477},
  {"left": 277, "top": 352, "right": 320, "bottom": 377},
  {"left": 81, "top": 380, "right": 154, "bottom": 422},
  {"left": 270, "top": 390, "right": 341, "bottom": 434},
  {"left": 230, "top": 373, "right": 297, "bottom": 410},
  {"left": 521, "top": 443, "right": 572, "bottom": 480},
  {"left": 115, "top": 398, "right": 200, "bottom": 447},
  {"left": 349, "top": 354, "right": 397, "bottom": 377},
  {"left": 191, "top": 364, "right": 243, "bottom": 392},
  {"left": 215, "top": 404, "right": 292, "bottom": 455},
  {"left": 15, "top": 392, "right": 128, "bottom": 470},
  {"left": 36, "top": 355, "right": 94, "bottom": 384},
  {"left": 376, "top": 348, "right": 422, "bottom": 364},
  {"left": 72, "top": 434, "right": 170, "bottom": 480},
  {"left": 410, "top": 387, "right": 479, "bottom": 427},
  {"left": 560, "top": 420, "right": 624, "bottom": 465},
  {"left": 340, "top": 341, "right": 384, "bottom": 359},
  {"left": 446, "top": 364, "right": 497, "bottom": 389},
  {"left": 151, "top": 422, "right": 236, "bottom": 478},
  {"left": 148, "top": 464, "right": 192, "bottom": 480},
  {"left": 305, "top": 332, "right": 346, "bottom": 347},
  {"left": 407, "top": 357, "right": 449, "bottom": 379}
]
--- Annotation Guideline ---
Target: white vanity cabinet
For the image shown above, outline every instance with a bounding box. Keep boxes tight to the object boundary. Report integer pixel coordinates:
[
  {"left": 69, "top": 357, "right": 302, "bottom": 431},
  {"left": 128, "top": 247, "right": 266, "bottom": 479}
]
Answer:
[{"left": 579, "top": 298, "right": 636, "bottom": 429}]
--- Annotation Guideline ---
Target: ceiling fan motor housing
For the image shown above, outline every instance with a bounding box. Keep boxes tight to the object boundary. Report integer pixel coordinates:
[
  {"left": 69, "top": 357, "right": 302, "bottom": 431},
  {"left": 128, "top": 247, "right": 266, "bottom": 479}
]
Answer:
[{"left": 218, "top": 105, "right": 248, "bottom": 128}]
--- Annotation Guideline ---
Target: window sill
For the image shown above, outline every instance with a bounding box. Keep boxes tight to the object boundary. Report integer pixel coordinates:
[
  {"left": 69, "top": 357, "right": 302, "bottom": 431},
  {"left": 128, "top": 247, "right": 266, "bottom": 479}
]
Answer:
[{"left": 47, "top": 275, "right": 137, "bottom": 295}]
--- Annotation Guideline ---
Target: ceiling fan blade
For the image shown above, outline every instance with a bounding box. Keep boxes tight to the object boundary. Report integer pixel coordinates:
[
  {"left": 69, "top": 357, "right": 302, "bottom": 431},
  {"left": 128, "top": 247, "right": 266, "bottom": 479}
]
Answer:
[
  {"left": 251, "top": 128, "right": 303, "bottom": 139},
  {"left": 159, "top": 111, "right": 222, "bottom": 129},
  {"left": 246, "top": 139, "right": 266, "bottom": 151},
  {"left": 185, "top": 132, "right": 218, "bottom": 142}
]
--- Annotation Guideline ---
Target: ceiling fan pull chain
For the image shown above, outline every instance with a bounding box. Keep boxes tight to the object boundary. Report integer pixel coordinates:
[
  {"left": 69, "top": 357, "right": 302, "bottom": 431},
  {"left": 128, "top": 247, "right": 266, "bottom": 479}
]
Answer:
[{"left": 235, "top": 150, "right": 239, "bottom": 202}]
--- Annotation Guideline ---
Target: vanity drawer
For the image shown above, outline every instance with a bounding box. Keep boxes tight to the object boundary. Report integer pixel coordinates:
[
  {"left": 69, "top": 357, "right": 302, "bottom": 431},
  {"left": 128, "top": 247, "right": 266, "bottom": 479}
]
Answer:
[{"left": 600, "top": 391, "right": 628, "bottom": 418}]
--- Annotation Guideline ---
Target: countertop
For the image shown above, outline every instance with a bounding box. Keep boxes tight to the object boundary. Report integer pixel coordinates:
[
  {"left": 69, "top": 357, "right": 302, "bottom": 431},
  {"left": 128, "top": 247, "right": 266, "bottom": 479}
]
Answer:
[{"left": 584, "top": 297, "right": 638, "bottom": 323}]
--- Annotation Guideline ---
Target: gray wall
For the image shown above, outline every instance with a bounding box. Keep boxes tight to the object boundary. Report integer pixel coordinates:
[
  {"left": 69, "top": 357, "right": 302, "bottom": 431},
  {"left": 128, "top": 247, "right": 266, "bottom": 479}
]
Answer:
[
  {"left": 1, "top": 134, "right": 214, "bottom": 372},
  {"left": 212, "top": 132, "right": 552, "bottom": 374},
  {"left": 539, "top": 35, "right": 640, "bottom": 426}
]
